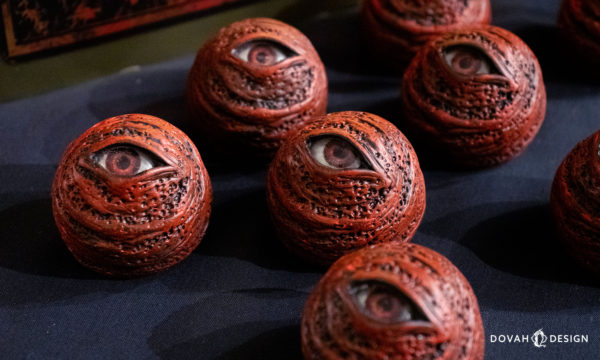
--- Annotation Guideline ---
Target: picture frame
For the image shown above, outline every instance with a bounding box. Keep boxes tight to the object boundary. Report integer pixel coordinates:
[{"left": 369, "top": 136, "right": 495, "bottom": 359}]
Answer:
[{"left": 2, "top": 0, "right": 242, "bottom": 57}]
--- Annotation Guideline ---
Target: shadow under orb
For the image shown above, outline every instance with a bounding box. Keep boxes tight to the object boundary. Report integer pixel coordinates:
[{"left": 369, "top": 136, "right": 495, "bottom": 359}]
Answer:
[
  {"left": 0, "top": 198, "right": 98, "bottom": 279},
  {"left": 196, "top": 189, "right": 311, "bottom": 273},
  {"left": 459, "top": 204, "right": 595, "bottom": 285}
]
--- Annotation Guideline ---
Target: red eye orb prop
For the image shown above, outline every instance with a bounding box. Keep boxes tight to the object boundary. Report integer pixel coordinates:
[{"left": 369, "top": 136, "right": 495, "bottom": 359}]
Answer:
[
  {"left": 558, "top": 0, "right": 600, "bottom": 63},
  {"left": 551, "top": 130, "right": 600, "bottom": 277},
  {"left": 301, "top": 243, "right": 484, "bottom": 359},
  {"left": 402, "top": 26, "right": 546, "bottom": 168},
  {"left": 267, "top": 111, "right": 426, "bottom": 266},
  {"left": 186, "top": 17, "right": 328, "bottom": 156},
  {"left": 362, "top": 0, "right": 491, "bottom": 68},
  {"left": 51, "top": 114, "right": 212, "bottom": 277}
]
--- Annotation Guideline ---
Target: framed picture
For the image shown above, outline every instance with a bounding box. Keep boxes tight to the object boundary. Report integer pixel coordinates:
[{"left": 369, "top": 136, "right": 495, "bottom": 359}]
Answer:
[{"left": 2, "top": 0, "right": 242, "bottom": 57}]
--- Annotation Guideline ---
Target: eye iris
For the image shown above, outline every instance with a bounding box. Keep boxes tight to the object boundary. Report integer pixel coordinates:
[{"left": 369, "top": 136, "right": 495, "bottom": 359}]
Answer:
[
  {"left": 105, "top": 148, "right": 141, "bottom": 176},
  {"left": 366, "top": 291, "right": 403, "bottom": 321},
  {"left": 451, "top": 48, "right": 483, "bottom": 75},
  {"left": 249, "top": 44, "right": 277, "bottom": 65},
  {"left": 324, "top": 138, "right": 358, "bottom": 168}
]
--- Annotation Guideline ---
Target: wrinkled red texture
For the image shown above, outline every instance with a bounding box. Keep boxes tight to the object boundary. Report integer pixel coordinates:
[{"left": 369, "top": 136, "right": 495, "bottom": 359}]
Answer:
[
  {"left": 301, "top": 243, "right": 484, "bottom": 359},
  {"left": 267, "top": 111, "right": 426, "bottom": 266},
  {"left": 551, "top": 130, "right": 600, "bottom": 276},
  {"left": 51, "top": 114, "right": 212, "bottom": 277},
  {"left": 558, "top": 0, "right": 600, "bottom": 62},
  {"left": 402, "top": 25, "right": 546, "bottom": 168},
  {"left": 362, "top": 0, "right": 491, "bottom": 67},
  {"left": 186, "top": 17, "right": 328, "bottom": 156}
]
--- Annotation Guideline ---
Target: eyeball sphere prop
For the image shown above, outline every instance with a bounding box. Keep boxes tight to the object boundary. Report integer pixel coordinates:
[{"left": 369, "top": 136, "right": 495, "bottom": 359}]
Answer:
[
  {"left": 51, "top": 114, "right": 212, "bottom": 277},
  {"left": 362, "top": 0, "right": 491, "bottom": 67},
  {"left": 186, "top": 17, "right": 328, "bottom": 156},
  {"left": 267, "top": 111, "right": 426, "bottom": 266},
  {"left": 301, "top": 243, "right": 484, "bottom": 359},
  {"left": 401, "top": 25, "right": 546, "bottom": 168},
  {"left": 551, "top": 130, "right": 600, "bottom": 276},
  {"left": 558, "top": 0, "right": 600, "bottom": 62}
]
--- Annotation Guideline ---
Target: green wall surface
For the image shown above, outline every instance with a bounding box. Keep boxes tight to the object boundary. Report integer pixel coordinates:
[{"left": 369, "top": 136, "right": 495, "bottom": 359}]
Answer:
[{"left": 0, "top": 0, "right": 357, "bottom": 102}]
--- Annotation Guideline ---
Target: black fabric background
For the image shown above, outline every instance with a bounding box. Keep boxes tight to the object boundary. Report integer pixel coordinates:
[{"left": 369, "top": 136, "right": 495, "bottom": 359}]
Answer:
[{"left": 1, "top": 0, "right": 599, "bottom": 358}]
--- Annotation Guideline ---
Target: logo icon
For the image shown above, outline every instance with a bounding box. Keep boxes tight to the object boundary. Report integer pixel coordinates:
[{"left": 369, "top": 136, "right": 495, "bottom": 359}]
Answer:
[{"left": 532, "top": 329, "right": 548, "bottom": 348}]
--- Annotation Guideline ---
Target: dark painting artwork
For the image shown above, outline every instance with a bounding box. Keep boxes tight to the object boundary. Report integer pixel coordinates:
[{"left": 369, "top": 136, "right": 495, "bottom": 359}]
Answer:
[{"left": 2, "top": 0, "right": 241, "bottom": 57}]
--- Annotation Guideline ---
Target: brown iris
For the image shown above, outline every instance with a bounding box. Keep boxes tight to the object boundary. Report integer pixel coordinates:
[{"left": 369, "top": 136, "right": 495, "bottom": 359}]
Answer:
[
  {"left": 350, "top": 280, "right": 427, "bottom": 324},
  {"left": 452, "top": 48, "right": 482, "bottom": 75},
  {"left": 248, "top": 44, "right": 278, "bottom": 65},
  {"left": 324, "top": 138, "right": 359, "bottom": 168},
  {"left": 366, "top": 291, "right": 405, "bottom": 321},
  {"left": 105, "top": 147, "right": 141, "bottom": 176}
]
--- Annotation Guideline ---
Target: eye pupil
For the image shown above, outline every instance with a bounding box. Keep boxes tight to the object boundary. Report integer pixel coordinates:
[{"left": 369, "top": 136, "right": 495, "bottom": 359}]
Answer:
[
  {"left": 256, "top": 51, "right": 268, "bottom": 63},
  {"left": 332, "top": 145, "right": 348, "bottom": 159},
  {"left": 459, "top": 56, "right": 473, "bottom": 69},
  {"left": 116, "top": 155, "right": 131, "bottom": 170},
  {"left": 377, "top": 296, "right": 393, "bottom": 312}
]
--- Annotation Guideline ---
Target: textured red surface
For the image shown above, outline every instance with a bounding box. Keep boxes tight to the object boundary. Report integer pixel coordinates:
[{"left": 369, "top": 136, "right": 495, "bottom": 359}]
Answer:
[
  {"left": 186, "top": 17, "right": 328, "bottom": 156},
  {"left": 51, "top": 114, "right": 212, "bottom": 277},
  {"left": 267, "top": 111, "right": 426, "bottom": 266},
  {"left": 551, "top": 130, "right": 600, "bottom": 276},
  {"left": 362, "top": 0, "right": 491, "bottom": 68},
  {"left": 558, "top": 0, "right": 600, "bottom": 62},
  {"left": 301, "top": 243, "right": 484, "bottom": 359},
  {"left": 402, "top": 25, "right": 546, "bottom": 168}
]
